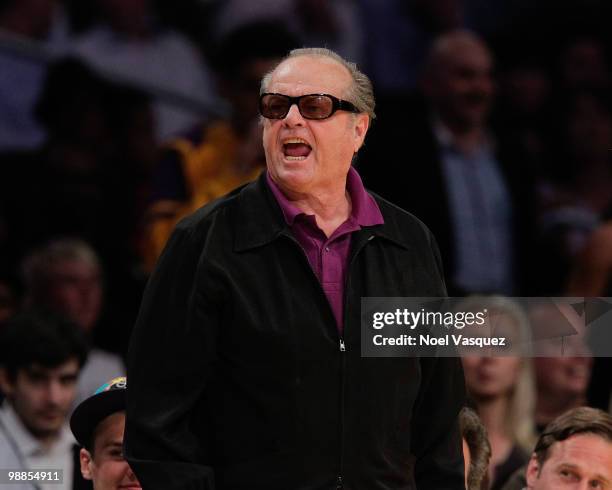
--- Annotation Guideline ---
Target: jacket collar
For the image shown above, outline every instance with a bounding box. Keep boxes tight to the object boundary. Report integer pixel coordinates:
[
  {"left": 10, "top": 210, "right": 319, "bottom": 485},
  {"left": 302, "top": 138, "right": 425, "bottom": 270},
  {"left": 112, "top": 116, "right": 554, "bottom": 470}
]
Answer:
[
  {"left": 233, "top": 172, "right": 286, "bottom": 252},
  {"left": 233, "top": 173, "right": 412, "bottom": 252}
]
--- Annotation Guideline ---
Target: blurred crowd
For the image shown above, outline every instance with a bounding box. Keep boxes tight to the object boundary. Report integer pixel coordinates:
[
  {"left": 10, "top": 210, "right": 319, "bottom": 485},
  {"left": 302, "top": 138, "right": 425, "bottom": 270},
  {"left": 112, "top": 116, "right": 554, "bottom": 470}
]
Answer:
[{"left": 0, "top": 0, "right": 612, "bottom": 489}]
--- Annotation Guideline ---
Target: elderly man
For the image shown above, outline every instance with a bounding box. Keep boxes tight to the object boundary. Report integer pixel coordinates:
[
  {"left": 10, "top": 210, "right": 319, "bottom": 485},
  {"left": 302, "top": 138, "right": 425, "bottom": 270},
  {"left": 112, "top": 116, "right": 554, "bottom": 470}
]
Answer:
[{"left": 125, "top": 48, "right": 465, "bottom": 489}]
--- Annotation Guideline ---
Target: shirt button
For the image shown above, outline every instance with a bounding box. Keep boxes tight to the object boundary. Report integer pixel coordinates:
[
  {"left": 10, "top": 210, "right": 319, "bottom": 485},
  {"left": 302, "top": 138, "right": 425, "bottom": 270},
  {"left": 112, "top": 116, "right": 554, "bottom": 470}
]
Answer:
[{"left": 325, "top": 246, "right": 330, "bottom": 252}]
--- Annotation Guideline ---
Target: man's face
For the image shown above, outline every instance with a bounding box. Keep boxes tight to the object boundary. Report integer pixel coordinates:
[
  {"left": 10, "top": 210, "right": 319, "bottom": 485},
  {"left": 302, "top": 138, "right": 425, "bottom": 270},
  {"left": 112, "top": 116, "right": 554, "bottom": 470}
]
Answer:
[
  {"left": 46, "top": 259, "right": 103, "bottom": 332},
  {"left": 534, "top": 356, "right": 592, "bottom": 403},
  {"left": 80, "top": 412, "right": 141, "bottom": 490},
  {"left": 0, "top": 359, "right": 79, "bottom": 438},
  {"left": 262, "top": 56, "right": 369, "bottom": 195},
  {"left": 526, "top": 434, "right": 612, "bottom": 489},
  {"left": 429, "top": 42, "right": 494, "bottom": 129}
]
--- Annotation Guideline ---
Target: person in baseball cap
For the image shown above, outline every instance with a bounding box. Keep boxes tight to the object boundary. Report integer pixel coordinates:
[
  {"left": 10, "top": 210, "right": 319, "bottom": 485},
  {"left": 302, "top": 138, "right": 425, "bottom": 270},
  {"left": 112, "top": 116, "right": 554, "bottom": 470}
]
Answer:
[{"left": 70, "top": 377, "right": 141, "bottom": 490}]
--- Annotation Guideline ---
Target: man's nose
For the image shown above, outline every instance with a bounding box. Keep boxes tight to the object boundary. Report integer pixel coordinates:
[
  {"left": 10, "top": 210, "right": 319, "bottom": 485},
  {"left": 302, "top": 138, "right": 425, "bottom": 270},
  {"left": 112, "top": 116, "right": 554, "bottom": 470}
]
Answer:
[
  {"left": 282, "top": 103, "right": 305, "bottom": 126},
  {"left": 45, "top": 380, "right": 63, "bottom": 404},
  {"left": 124, "top": 464, "right": 139, "bottom": 483}
]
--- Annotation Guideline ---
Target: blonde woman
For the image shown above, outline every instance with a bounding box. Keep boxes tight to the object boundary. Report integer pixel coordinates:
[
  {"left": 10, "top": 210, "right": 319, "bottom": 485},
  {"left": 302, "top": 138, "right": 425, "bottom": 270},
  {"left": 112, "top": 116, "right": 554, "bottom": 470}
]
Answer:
[{"left": 459, "top": 296, "right": 536, "bottom": 490}]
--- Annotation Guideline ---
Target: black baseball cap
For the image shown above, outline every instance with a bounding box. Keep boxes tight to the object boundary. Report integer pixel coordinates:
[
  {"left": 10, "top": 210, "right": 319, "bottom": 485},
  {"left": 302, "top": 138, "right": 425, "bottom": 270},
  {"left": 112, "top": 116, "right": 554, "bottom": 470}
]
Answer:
[{"left": 70, "top": 376, "right": 127, "bottom": 448}]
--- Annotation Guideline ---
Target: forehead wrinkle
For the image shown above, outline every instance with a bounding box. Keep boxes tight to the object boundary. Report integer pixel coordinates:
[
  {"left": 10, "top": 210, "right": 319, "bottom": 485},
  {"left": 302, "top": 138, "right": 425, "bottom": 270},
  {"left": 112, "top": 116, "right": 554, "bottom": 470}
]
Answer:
[
  {"left": 268, "top": 56, "right": 352, "bottom": 99},
  {"left": 547, "top": 437, "right": 612, "bottom": 481}
]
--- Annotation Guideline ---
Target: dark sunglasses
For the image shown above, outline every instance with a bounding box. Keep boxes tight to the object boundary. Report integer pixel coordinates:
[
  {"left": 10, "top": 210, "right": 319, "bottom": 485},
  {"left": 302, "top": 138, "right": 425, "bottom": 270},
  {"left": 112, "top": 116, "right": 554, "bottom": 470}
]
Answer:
[{"left": 259, "top": 93, "right": 359, "bottom": 120}]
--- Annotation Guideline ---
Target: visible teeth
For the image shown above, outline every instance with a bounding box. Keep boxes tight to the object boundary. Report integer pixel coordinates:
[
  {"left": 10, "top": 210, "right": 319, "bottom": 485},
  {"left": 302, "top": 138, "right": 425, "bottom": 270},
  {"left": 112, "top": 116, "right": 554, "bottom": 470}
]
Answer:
[
  {"left": 283, "top": 138, "right": 310, "bottom": 146},
  {"left": 285, "top": 156, "right": 307, "bottom": 161}
]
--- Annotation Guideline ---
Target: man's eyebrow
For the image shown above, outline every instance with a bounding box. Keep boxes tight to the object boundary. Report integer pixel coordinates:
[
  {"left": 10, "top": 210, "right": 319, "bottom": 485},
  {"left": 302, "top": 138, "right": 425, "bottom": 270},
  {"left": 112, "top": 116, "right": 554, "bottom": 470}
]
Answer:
[
  {"left": 101, "top": 441, "right": 123, "bottom": 450},
  {"left": 557, "top": 463, "right": 611, "bottom": 486},
  {"left": 25, "top": 365, "right": 49, "bottom": 378}
]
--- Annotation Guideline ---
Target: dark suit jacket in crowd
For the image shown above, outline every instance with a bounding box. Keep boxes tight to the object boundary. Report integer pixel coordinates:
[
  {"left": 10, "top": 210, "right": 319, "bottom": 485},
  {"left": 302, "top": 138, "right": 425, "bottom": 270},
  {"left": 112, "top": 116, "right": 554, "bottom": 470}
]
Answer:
[{"left": 358, "top": 93, "right": 538, "bottom": 295}]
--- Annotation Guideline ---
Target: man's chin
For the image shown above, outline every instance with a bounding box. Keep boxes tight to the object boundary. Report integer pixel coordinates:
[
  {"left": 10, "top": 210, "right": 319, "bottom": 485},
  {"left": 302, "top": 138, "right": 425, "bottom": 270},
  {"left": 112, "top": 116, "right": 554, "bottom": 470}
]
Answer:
[
  {"left": 27, "top": 416, "right": 64, "bottom": 438},
  {"left": 28, "top": 424, "right": 62, "bottom": 439},
  {"left": 273, "top": 167, "right": 314, "bottom": 192}
]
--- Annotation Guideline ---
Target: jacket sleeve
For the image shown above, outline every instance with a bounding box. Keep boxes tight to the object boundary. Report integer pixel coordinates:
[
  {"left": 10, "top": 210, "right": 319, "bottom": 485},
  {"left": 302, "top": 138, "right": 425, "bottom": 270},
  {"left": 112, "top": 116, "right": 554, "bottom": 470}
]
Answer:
[
  {"left": 411, "top": 355, "right": 466, "bottom": 489},
  {"left": 125, "top": 220, "right": 220, "bottom": 490}
]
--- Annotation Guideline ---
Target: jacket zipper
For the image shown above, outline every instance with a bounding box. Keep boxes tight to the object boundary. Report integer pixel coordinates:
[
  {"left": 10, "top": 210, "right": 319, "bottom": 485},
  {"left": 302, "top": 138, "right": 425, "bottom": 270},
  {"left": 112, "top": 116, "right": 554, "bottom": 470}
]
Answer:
[
  {"left": 336, "top": 233, "right": 376, "bottom": 490},
  {"left": 284, "top": 232, "right": 375, "bottom": 490}
]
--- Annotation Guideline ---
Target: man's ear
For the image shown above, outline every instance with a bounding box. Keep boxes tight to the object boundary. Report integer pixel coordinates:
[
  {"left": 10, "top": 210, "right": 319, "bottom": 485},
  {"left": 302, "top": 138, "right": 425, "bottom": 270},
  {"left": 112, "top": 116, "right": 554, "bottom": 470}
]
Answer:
[
  {"left": 0, "top": 367, "right": 15, "bottom": 397},
  {"left": 353, "top": 113, "right": 370, "bottom": 151},
  {"left": 80, "top": 448, "right": 94, "bottom": 481},
  {"left": 525, "top": 453, "right": 541, "bottom": 489}
]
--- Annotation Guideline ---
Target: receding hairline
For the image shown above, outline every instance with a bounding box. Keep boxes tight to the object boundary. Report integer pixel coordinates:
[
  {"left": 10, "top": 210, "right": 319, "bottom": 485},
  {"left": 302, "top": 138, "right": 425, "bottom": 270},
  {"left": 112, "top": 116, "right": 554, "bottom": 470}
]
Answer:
[
  {"left": 427, "top": 30, "right": 492, "bottom": 72},
  {"left": 262, "top": 53, "right": 354, "bottom": 95}
]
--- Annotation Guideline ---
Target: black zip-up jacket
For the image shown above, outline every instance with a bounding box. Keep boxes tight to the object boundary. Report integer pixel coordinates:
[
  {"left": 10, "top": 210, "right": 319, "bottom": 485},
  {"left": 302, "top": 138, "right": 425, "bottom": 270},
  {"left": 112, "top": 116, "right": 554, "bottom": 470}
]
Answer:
[{"left": 125, "top": 172, "right": 466, "bottom": 490}]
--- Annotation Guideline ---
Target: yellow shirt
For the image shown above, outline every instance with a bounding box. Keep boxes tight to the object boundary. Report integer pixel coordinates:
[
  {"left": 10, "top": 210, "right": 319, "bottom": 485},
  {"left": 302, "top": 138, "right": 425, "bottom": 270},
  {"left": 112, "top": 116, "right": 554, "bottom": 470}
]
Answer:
[{"left": 143, "top": 121, "right": 263, "bottom": 270}]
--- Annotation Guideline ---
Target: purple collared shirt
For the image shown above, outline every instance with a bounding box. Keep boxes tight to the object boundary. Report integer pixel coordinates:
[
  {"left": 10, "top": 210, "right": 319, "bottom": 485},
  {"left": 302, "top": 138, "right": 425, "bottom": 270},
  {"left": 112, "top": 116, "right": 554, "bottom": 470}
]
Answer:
[{"left": 266, "top": 167, "right": 384, "bottom": 333}]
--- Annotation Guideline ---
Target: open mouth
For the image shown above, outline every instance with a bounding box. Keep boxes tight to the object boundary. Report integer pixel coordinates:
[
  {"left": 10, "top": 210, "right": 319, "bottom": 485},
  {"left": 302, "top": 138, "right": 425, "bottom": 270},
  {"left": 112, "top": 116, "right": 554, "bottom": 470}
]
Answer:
[{"left": 283, "top": 138, "right": 312, "bottom": 161}]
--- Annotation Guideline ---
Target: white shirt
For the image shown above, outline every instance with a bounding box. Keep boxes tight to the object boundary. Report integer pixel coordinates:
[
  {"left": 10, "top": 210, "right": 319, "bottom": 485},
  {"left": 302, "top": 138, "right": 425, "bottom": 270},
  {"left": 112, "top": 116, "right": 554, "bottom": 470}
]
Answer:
[{"left": 0, "top": 403, "right": 74, "bottom": 490}]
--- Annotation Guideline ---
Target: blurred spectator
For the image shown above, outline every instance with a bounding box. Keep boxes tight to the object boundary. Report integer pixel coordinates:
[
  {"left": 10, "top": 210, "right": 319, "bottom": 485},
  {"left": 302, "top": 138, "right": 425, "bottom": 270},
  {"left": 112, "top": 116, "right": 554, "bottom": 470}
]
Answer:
[
  {"left": 70, "top": 377, "right": 139, "bottom": 490},
  {"left": 213, "top": 0, "right": 362, "bottom": 66},
  {"left": 460, "top": 406, "right": 491, "bottom": 490},
  {"left": 525, "top": 406, "right": 612, "bottom": 489},
  {"left": 536, "top": 89, "right": 612, "bottom": 293},
  {"left": 22, "top": 239, "right": 124, "bottom": 406},
  {"left": 142, "top": 21, "right": 298, "bottom": 269},
  {"left": 529, "top": 305, "right": 593, "bottom": 433},
  {"left": 360, "top": 30, "right": 537, "bottom": 295},
  {"left": 0, "top": 0, "right": 59, "bottom": 150},
  {"left": 70, "top": 0, "right": 219, "bottom": 141},
  {"left": 461, "top": 296, "right": 536, "bottom": 489},
  {"left": 533, "top": 355, "right": 594, "bottom": 432},
  {"left": 0, "top": 309, "right": 90, "bottom": 490}
]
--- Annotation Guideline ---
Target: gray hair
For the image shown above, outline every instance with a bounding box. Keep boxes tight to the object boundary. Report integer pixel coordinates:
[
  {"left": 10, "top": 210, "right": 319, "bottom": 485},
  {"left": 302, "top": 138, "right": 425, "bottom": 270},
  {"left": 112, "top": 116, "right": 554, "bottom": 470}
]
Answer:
[
  {"left": 260, "top": 47, "right": 376, "bottom": 121},
  {"left": 425, "top": 29, "right": 491, "bottom": 78},
  {"left": 22, "top": 238, "right": 101, "bottom": 298}
]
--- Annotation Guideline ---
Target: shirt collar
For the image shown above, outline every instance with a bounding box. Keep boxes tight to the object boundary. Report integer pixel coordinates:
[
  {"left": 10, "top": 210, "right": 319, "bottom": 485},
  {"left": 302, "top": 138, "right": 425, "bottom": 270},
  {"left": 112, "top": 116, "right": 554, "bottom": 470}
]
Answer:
[
  {"left": 431, "top": 116, "right": 496, "bottom": 155},
  {"left": 265, "top": 166, "right": 384, "bottom": 228},
  {"left": 432, "top": 117, "right": 456, "bottom": 149},
  {"left": 0, "top": 402, "right": 42, "bottom": 457},
  {"left": 0, "top": 402, "right": 75, "bottom": 458}
]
